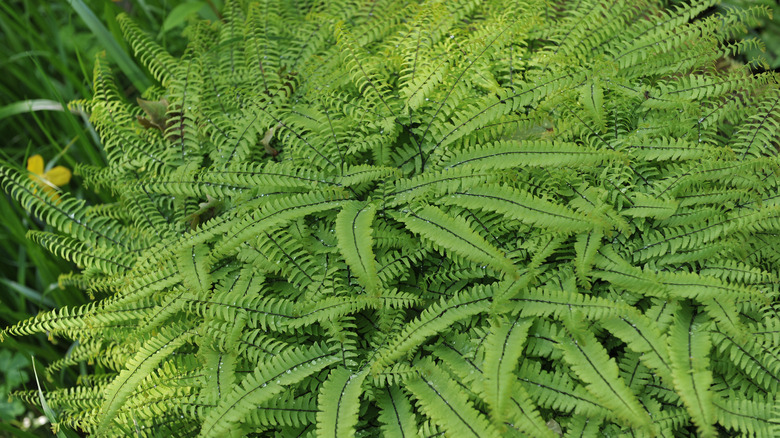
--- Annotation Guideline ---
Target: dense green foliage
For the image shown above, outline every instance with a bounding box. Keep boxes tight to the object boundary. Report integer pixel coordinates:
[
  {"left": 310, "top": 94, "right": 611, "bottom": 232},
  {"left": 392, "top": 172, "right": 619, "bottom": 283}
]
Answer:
[
  {"left": 2, "top": 0, "right": 780, "bottom": 436},
  {"left": 0, "top": 1, "right": 215, "bottom": 435},
  {"left": 721, "top": 0, "right": 780, "bottom": 69}
]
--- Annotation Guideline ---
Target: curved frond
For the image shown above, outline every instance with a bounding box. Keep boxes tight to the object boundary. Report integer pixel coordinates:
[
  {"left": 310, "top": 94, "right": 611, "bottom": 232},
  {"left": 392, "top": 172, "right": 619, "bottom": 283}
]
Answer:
[
  {"left": 316, "top": 367, "right": 369, "bottom": 438},
  {"left": 404, "top": 359, "right": 500, "bottom": 438},
  {"left": 376, "top": 386, "right": 418, "bottom": 438},
  {"left": 557, "top": 318, "right": 652, "bottom": 430},
  {"left": 198, "top": 343, "right": 337, "bottom": 438},
  {"left": 668, "top": 306, "right": 717, "bottom": 437},
  {"left": 96, "top": 325, "right": 193, "bottom": 435},
  {"left": 392, "top": 205, "right": 517, "bottom": 276},
  {"left": 117, "top": 14, "right": 178, "bottom": 86},
  {"left": 335, "top": 202, "right": 381, "bottom": 293}
]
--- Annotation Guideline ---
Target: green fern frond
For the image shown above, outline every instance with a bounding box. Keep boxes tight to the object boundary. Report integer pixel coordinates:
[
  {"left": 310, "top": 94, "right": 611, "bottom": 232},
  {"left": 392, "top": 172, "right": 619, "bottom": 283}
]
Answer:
[
  {"left": 438, "top": 139, "right": 621, "bottom": 170},
  {"left": 667, "top": 309, "right": 718, "bottom": 437},
  {"left": 557, "top": 317, "right": 652, "bottom": 430},
  {"left": 482, "top": 317, "right": 527, "bottom": 401},
  {"left": 0, "top": 164, "right": 137, "bottom": 253},
  {"left": 335, "top": 201, "right": 381, "bottom": 294},
  {"left": 601, "top": 312, "right": 674, "bottom": 386},
  {"left": 213, "top": 190, "right": 346, "bottom": 257},
  {"left": 517, "top": 359, "right": 608, "bottom": 418},
  {"left": 439, "top": 184, "right": 600, "bottom": 233},
  {"left": 198, "top": 343, "right": 337, "bottom": 438},
  {"left": 713, "top": 393, "right": 779, "bottom": 438},
  {"left": 249, "top": 395, "right": 317, "bottom": 430},
  {"left": 316, "top": 367, "right": 368, "bottom": 438},
  {"left": 392, "top": 204, "right": 517, "bottom": 276},
  {"left": 375, "top": 385, "right": 418, "bottom": 438},
  {"left": 96, "top": 324, "right": 193, "bottom": 435},
  {"left": 405, "top": 359, "right": 501, "bottom": 438},
  {"left": 117, "top": 14, "right": 177, "bottom": 86},
  {"left": 27, "top": 230, "right": 133, "bottom": 275},
  {"left": 711, "top": 329, "right": 780, "bottom": 393},
  {"left": 372, "top": 285, "right": 493, "bottom": 372}
]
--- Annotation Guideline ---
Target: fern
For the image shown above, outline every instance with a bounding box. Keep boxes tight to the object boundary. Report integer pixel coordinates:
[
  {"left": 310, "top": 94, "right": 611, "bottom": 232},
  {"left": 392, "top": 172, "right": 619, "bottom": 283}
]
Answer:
[
  {"left": 316, "top": 367, "right": 369, "bottom": 438},
  {"left": 2, "top": 0, "right": 780, "bottom": 436},
  {"left": 405, "top": 359, "right": 501, "bottom": 438},
  {"left": 558, "top": 317, "right": 653, "bottom": 430},
  {"left": 335, "top": 202, "right": 381, "bottom": 294},
  {"left": 668, "top": 306, "right": 717, "bottom": 437}
]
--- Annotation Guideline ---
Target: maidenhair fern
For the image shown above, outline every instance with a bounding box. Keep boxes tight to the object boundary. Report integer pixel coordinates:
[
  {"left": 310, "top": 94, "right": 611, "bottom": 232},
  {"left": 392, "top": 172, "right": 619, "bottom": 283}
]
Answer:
[{"left": 3, "top": 0, "right": 780, "bottom": 436}]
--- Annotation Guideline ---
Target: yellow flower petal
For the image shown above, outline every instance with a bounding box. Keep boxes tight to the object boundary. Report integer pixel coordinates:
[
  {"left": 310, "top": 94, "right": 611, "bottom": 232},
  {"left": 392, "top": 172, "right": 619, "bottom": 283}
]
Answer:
[
  {"left": 27, "top": 154, "right": 44, "bottom": 175},
  {"left": 45, "top": 166, "right": 72, "bottom": 187}
]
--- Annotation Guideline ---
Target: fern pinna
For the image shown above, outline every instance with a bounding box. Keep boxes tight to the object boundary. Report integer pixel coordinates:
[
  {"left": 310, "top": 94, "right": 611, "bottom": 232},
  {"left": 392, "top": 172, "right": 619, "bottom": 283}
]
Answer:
[{"left": 2, "top": 0, "right": 779, "bottom": 436}]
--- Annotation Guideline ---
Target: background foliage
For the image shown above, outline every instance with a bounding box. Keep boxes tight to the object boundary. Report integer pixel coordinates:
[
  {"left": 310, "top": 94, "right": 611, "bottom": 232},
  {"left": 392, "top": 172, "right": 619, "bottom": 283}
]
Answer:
[{"left": 721, "top": 0, "right": 780, "bottom": 69}]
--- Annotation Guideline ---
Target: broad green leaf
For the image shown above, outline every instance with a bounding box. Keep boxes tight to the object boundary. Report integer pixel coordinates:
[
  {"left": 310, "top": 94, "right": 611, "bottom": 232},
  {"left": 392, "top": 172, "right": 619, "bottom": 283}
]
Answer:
[{"left": 162, "top": 2, "right": 207, "bottom": 33}]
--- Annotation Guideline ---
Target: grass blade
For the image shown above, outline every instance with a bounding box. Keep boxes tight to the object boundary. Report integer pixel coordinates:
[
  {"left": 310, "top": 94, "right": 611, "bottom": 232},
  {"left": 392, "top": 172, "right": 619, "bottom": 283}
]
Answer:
[{"left": 67, "top": 0, "right": 151, "bottom": 92}]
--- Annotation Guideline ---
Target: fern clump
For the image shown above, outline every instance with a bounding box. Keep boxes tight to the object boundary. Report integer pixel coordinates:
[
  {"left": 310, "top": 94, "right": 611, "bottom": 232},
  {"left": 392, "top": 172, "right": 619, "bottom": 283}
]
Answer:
[{"left": 2, "top": 0, "right": 780, "bottom": 436}]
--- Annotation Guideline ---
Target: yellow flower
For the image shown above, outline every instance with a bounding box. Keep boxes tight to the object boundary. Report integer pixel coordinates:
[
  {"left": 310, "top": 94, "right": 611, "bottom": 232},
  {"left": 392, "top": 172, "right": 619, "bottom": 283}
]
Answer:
[{"left": 27, "top": 154, "right": 71, "bottom": 200}]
